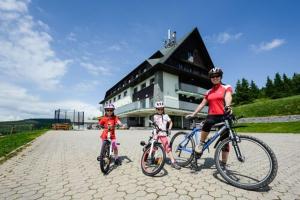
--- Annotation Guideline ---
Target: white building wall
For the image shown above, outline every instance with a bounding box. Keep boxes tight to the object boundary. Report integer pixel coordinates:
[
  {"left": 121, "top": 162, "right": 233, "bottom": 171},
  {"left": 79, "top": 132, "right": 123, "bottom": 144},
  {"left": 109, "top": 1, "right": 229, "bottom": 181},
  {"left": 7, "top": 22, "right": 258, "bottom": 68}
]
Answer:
[
  {"left": 106, "top": 75, "right": 155, "bottom": 108},
  {"left": 163, "top": 72, "right": 179, "bottom": 109}
]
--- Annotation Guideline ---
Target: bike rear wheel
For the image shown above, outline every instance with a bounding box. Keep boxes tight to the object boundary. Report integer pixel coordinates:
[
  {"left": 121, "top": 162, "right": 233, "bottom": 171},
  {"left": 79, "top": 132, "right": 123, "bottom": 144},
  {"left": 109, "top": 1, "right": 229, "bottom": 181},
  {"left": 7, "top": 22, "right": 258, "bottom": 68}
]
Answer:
[
  {"left": 170, "top": 132, "right": 195, "bottom": 167},
  {"left": 141, "top": 143, "right": 166, "bottom": 176},
  {"left": 214, "top": 135, "right": 278, "bottom": 190},
  {"left": 99, "top": 140, "right": 111, "bottom": 174}
]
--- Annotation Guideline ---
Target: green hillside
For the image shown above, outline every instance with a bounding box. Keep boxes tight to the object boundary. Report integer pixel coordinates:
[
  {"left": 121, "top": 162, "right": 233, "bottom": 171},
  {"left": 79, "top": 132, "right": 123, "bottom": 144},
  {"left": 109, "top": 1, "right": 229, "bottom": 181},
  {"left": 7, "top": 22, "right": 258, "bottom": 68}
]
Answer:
[
  {"left": 233, "top": 95, "right": 300, "bottom": 117},
  {"left": 0, "top": 119, "right": 55, "bottom": 135}
]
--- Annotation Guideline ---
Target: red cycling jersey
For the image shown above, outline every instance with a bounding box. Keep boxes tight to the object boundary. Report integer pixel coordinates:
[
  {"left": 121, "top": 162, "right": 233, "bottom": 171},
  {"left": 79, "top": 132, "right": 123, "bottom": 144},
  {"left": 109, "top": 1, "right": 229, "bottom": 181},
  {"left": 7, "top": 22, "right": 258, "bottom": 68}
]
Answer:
[
  {"left": 99, "top": 115, "right": 121, "bottom": 140},
  {"left": 204, "top": 84, "right": 233, "bottom": 115}
]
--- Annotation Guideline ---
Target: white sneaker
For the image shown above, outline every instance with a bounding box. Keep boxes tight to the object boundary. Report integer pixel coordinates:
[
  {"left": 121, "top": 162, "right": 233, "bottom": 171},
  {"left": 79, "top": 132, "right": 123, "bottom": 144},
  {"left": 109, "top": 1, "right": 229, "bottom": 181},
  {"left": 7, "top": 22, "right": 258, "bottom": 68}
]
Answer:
[{"left": 195, "top": 142, "right": 205, "bottom": 154}]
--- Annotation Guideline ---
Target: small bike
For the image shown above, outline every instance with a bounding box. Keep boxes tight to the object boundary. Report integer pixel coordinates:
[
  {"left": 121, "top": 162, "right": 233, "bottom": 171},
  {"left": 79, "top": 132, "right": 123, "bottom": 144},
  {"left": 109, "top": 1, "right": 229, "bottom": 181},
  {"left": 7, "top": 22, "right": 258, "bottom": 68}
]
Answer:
[
  {"left": 98, "top": 123, "right": 120, "bottom": 174},
  {"left": 170, "top": 114, "right": 278, "bottom": 190},
  {"left": 140, "top": 120, "right": 168, "bottom": 176}
]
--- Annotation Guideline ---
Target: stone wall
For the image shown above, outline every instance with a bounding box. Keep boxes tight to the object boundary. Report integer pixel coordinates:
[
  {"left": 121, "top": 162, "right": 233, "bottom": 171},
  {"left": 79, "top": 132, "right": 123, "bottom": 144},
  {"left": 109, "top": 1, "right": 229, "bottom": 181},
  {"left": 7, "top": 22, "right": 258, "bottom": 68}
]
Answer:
[{"left": 238, "top": 115, "right": 300, "bottom": 123}]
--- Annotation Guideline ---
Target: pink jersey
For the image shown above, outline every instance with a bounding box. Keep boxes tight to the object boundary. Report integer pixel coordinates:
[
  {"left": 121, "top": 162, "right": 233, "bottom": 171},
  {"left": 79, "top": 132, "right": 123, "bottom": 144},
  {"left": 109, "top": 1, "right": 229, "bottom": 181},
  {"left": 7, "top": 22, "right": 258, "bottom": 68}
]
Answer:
[{"left": 204, "top": 84, "right": 233, "bottom": 115}]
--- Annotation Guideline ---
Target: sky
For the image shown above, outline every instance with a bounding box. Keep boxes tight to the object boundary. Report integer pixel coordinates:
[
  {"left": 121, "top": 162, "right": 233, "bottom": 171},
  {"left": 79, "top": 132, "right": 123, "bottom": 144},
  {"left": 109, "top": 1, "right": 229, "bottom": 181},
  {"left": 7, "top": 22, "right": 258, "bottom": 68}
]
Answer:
[{"left": 0, "top": 0, "right": 299, "bottom": 121}]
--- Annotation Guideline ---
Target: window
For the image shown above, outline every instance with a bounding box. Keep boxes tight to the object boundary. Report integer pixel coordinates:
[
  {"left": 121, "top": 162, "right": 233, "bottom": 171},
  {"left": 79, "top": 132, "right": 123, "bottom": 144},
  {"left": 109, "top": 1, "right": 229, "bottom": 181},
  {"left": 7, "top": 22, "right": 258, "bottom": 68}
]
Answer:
[
  {"left": 133, "top": 87, "right": 138, "bottom": 93},
  {"left": 113, "top": 97, "right": 116, "bottom": 102},
  {"left": 118, "top": 94, "right": 121, "bottom": 100},
  {"left": 109, "top": 100, "right": 112, "bottom": 103},
  {"left": 123, "top": 90, "right": 127, "bottom": 97},
  {"left": 141, "top": 83, "right": 146, "bottom": 90},
  {"left": 150, "top": 78, "right": 155, "bottom": 85},
  {"left": 187, "top": 51, "right": 193, "bottom": 62}
]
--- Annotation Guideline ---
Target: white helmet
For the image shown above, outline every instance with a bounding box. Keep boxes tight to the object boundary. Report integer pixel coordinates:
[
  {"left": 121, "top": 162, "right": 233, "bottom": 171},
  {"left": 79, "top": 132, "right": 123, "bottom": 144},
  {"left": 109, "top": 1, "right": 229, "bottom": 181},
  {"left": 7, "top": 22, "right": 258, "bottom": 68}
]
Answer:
[
  {"left": 154, "top": 101, "right": 164, "bottom": 108},
  {"left": 208, "top": 67, "right": 223, "bottom": 78},
  {"left": 104, "top": 103, "right": 115, "bottom": 110}
]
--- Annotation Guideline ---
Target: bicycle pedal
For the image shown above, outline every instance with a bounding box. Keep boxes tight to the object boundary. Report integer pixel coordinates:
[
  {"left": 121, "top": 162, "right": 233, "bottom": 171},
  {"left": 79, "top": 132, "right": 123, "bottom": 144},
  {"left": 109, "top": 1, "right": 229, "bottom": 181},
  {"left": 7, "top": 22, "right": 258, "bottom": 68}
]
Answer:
[
  {"left": 195, "top": 153, "right": 202, "bottom": 159},
  {"left": 97, "top": 156, "right": 101, "bottom": 161}
]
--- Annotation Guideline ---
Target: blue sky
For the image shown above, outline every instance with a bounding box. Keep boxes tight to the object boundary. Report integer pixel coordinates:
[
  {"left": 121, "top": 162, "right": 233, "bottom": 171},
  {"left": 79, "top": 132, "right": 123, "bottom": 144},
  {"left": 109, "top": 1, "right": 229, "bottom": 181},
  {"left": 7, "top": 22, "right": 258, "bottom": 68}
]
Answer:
[{"left": 0, "top": 0, "right": 299, "bottom": 121}]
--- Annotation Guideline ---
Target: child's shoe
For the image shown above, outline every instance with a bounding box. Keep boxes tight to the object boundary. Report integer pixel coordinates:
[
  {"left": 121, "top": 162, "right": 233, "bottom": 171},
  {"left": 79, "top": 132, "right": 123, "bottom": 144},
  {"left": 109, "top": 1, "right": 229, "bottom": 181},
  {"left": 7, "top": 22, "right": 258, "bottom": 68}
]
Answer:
[
  {"left": 114, "top": 158, "right": 122, "bottom": 165},
  {"left": 171, "top": 162, "right": 181, "bottom": 170}
]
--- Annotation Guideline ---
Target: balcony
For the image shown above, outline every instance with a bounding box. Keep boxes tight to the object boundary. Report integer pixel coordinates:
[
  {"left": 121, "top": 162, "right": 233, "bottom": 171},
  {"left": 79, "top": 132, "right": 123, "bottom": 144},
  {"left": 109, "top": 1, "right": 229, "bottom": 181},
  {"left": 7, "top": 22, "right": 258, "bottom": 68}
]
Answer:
[
  {"left": 115, "top": 98, "right": 208, "bottom": 116},
  {"left": 132, "top": 84, "right": 154, "bottom": 101},
  {"left": 179, "top": 101, "right": 208, "bottom": 112},
  {"left": 115, "top": 99, "right": 153, "bottom": 115},
  {"left": 175, "top": 83, "right": 207, "bottom": 98}
]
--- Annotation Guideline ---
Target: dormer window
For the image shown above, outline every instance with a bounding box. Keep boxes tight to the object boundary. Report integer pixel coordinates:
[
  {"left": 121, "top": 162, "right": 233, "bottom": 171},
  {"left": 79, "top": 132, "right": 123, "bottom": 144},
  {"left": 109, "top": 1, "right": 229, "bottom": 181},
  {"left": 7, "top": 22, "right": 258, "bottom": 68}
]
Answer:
[{"left": 188, "top": 52, "right": 193, "bottom": 62}]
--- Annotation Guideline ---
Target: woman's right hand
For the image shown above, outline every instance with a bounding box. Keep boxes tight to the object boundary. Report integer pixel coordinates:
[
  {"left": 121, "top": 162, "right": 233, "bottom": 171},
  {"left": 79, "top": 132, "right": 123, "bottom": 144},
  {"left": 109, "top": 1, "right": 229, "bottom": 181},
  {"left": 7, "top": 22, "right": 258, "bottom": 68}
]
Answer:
[{"left": 185, "top": 113, "right": 195, "bottom": 119}]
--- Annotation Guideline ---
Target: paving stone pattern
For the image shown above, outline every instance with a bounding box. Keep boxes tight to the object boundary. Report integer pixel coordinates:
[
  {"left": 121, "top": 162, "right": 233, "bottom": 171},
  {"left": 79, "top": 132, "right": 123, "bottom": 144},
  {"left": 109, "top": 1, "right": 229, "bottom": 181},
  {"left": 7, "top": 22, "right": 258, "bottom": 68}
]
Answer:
[{"left": 0, "top": 130, "right": 300, "bottom": 200}]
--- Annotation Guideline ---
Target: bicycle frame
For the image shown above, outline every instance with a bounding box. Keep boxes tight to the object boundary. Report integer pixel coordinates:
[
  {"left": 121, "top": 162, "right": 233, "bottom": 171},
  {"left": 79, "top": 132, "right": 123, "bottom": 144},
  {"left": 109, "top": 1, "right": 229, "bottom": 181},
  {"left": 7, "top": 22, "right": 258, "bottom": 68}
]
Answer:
[
  {"left": 176, "top": 118, "right": 239, "bottom": 155},
  {"left": 147, "top": 120, "right": 165, "bottom": 158}
]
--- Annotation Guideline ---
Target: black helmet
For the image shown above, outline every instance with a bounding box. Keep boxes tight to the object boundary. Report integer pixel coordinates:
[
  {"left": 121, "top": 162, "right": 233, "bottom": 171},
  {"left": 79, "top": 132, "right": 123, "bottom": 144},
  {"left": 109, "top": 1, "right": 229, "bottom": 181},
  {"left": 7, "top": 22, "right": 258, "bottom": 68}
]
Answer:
[{"left": 208, "top": 67, "right": 223, "bottom": 78}]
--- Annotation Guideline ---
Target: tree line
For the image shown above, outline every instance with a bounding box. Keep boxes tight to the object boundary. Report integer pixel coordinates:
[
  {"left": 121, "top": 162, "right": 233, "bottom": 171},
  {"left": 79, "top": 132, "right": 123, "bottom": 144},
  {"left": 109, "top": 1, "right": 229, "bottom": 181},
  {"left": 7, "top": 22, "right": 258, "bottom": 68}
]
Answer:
[{"left": 233, "top": 72, "right": 300, "bottom": 105}]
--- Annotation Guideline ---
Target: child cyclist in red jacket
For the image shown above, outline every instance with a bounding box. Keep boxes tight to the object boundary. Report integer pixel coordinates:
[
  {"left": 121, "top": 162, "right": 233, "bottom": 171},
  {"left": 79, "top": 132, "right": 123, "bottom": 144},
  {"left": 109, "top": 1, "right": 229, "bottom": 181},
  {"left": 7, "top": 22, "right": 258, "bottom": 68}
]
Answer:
[{"left": 97, "top": 103, "right": 125, "bottom": 165}]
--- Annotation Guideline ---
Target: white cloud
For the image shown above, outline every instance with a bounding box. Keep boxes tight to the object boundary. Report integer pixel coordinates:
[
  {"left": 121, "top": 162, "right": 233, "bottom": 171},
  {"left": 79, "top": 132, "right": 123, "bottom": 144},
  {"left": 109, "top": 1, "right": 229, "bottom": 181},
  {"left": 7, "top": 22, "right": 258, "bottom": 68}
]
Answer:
[
  {"left": 0, "top": 0, "right": 28, "bottom": 13},
  {"left": 108, "top": 44, "right": 122, "bottom": 51},
  {"left": 208, "top": 32, "right": 243, "bottom": 44},
  {"left": 80, "top": 62, "right": 111, "bottom": 76},
  {"left": 66, "top": 32, "right": 77, "bottom": 41},
  {"left": 0, "top": 82, "right": 100, "bottom": 121},
  {"left": 251, "top": 39, "right": 286, "bottom": 52},
  {"left": 0, "top": 0, "right": 70, "bottom": 90},
  {"left": 74, "top": 80, "right": 100, "bottom": 92}
]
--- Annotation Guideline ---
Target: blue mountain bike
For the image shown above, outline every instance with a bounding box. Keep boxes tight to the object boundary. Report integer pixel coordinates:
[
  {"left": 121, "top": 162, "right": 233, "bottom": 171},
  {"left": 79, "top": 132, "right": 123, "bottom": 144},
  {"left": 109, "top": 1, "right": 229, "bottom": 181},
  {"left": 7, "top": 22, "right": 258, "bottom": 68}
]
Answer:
[{"left": 170, "top": 114, "right": 278, "bottom": 190}]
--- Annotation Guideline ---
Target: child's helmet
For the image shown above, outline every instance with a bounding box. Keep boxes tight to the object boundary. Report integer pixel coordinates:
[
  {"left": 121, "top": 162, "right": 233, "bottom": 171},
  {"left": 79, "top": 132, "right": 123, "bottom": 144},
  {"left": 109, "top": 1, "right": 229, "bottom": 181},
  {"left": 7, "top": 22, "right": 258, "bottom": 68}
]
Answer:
[
  {"left": 154, "top": 101, "right": 164, "bottom": 108},
  {"left": 104, "top": 103, "right": 115, "bottom": 110},
  {"left": 208, "top": 67, "right": 223, "bottom": 78}
]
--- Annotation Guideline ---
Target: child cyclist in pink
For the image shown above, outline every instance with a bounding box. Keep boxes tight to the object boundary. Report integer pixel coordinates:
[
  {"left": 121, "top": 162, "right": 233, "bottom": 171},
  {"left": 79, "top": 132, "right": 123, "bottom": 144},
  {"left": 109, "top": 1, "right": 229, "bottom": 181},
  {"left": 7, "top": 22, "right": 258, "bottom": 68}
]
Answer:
[
  {"left": 153, "top": 101, "right": 181, "bottom": 170},
  {"left": 97, "top": 103, "right": 125, "bottom": 165}
]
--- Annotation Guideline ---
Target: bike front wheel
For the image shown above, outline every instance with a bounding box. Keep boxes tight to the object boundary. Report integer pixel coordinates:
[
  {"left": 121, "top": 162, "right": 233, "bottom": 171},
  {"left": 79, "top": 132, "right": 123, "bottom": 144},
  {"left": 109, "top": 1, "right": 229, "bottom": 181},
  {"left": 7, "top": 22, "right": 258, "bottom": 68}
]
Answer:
[
  {"left": 99, "top": 140, "right": 112, "bottom": 174},
  {"left": 141, "top": 143, "right": 166, "bottom": 176},
  {"left": 170, "top": 131, "right": 195, "bottom": 167},
  {"left": 214, "top": 135, "right": 278, "bottom": 190}
]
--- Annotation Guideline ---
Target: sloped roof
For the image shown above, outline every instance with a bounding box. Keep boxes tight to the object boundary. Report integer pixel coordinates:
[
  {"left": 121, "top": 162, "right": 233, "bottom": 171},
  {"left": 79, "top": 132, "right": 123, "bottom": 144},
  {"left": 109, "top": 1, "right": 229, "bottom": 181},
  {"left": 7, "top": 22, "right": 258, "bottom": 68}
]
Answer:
[
  {"left": 100, "top": 27, "right": 214, "bottom": 103},
  {"left": 146, "top": 27, "right": 214, "bottom": 67}
]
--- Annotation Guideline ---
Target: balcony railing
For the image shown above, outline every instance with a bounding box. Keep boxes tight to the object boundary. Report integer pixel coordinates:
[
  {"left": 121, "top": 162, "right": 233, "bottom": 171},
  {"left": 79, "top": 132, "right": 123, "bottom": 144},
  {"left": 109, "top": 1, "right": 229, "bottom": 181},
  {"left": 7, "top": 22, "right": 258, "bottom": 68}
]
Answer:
[
  {"left": 115, "top": 98, "right": 208, "bottom": 115},
  {"left": 175, "top": 83, "right": 207, "bottom": 95},
  {"left": 179, "top": 101, "right": 208, "bottom": 112}
]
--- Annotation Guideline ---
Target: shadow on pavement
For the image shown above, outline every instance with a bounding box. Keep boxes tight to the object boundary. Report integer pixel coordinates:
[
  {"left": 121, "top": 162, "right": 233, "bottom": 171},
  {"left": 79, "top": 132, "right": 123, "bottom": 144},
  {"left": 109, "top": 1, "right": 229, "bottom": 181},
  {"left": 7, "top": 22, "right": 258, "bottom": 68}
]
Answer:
[
  {"left": 212, "top": 171, "right": 271, "bottom": 192},
  {"left": 119, "top": 155, "right": 133, "bottom": 164},
  {"left": 153, "top": 168, "right": 168, "bottom": 177},
  {"left": 190, "top": 157, "right": 216, "bottom": 173}
]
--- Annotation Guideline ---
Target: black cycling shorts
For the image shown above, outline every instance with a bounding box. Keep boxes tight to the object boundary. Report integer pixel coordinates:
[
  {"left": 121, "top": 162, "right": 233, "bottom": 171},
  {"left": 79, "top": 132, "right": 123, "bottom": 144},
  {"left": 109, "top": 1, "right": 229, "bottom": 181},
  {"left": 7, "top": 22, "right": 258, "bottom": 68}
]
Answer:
[
  {"left": 202, "top": 115, "right": 225, "bottom": 132},
  {"left": 202, "top": 115, "right": 230, "bottom": 152}
]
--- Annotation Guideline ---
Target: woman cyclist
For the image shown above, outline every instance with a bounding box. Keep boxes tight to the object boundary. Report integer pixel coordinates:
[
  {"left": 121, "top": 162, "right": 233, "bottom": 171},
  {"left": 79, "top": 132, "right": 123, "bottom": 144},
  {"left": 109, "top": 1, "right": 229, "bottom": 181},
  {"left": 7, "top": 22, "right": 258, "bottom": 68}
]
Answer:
[{"left": 187, "top": 67, "right": 233, "bottom": 166}]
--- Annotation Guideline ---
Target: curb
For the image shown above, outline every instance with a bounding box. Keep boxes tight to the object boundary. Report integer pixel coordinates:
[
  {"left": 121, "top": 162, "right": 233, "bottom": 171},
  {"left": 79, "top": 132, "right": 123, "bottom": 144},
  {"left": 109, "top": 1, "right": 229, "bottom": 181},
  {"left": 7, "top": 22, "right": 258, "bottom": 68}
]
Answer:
[{"left": 0, "top": 133, "right": 45, "bottom": 165}]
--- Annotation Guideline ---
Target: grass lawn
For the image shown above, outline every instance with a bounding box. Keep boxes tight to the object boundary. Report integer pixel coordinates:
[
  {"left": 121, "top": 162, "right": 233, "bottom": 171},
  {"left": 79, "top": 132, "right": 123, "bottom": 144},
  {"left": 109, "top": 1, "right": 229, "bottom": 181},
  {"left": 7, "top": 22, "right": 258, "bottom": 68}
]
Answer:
[
  {"left": 233, "top": 95, "right": 300, "bottom": 117},
  {"left": 0, "top": 129, "right": 48, "bottom": 158},
  {"left": 234, "top": 122, "right": 300, "bottom": 133}
]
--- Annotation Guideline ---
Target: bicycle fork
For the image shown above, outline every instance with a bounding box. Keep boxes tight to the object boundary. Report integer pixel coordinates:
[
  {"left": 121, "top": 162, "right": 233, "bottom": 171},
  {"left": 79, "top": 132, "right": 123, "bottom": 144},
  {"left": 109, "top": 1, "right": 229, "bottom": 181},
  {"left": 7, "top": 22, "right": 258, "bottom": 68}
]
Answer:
[{"left": 228, "top": 128, "right": 245, "bottom": 162}]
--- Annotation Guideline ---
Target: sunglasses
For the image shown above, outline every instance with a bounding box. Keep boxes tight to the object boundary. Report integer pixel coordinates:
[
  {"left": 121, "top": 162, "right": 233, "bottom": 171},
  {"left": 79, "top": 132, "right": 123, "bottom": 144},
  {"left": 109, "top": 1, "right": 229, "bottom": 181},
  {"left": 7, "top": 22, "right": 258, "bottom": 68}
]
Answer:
[
  {"left": 156, "top": 108, "right": 164, "bottom": 111},
  {"left": 210, "top": 75, "right": 220, "bottom": 78},
  {"left": 106, "top": 110, "right": 114, "bottom": 112}
]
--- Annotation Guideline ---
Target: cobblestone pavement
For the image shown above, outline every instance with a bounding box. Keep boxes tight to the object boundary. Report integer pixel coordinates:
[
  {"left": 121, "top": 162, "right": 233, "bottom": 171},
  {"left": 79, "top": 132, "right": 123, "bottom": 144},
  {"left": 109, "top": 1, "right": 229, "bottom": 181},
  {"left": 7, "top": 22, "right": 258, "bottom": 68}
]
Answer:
[{"left": 0, "top": 130, "right": 300, "bottom": 200}]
